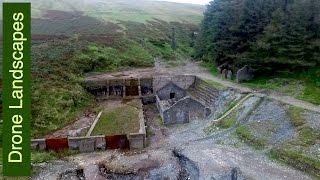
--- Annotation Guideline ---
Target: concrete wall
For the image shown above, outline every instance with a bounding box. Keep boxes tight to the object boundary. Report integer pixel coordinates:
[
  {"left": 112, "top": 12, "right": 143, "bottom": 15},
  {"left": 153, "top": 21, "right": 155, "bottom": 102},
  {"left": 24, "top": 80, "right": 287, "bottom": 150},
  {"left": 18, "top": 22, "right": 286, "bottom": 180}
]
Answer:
[
  {"left": 31, "top": 99, "right": 147, "bottom": 151},
  {"left": 128, "top": 104, "right": 147, "bottom": 149},
  {"left": 84, "top": 75, "right": 196, "bottom": 100},
  {"left": 31, "top": 135, "right": 141, "bottom": 152},
  {"left": 140, "top": 78, "right": 153, "bottom": 96},
  {"left": 128, "top": 133, "right": 145, "bottom": 150},
  {"left": 31, "top": 139, "right": 46, "bottom": 151},
  {"left": 68, "top": 136, "right": 106, "bottom": 152},
  {"left": 159, "top": 97, "right": 211, "bottom": 125},
  {"left": 156, "top": 82, "right": 187, "bottom": 101},
  {"left": 153, "top": 75, "right": 196, "bottom": 92}
]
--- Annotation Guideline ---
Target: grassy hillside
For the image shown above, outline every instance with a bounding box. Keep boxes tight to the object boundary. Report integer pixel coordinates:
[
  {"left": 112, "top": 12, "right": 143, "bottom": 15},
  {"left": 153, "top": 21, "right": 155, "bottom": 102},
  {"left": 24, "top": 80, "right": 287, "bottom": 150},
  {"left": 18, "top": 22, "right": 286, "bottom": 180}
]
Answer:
[
  {"left": 0, "top": 0, "right": 203, "bottom": 33},
  {"left": 0, "top": 0, "right": 204, "bottom": 137}
]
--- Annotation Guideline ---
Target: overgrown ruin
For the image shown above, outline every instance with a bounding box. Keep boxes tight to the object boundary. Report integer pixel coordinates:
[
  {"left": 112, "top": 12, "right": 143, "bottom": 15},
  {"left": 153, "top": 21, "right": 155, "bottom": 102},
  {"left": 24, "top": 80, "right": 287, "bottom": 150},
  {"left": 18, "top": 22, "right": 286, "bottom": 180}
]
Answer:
[
  {"left": 32, "top": 74, "right": 224, "bottom": 152},
  {"left": 84, "top": 75, "right": 218, "bottom": 125}
]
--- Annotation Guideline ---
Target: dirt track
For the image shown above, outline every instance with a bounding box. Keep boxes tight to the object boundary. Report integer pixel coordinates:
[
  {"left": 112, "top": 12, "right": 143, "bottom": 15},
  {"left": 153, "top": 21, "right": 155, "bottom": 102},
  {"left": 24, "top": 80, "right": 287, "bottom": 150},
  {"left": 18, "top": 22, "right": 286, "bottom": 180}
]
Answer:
[
  {"left": 33, "top": 60, "right": 318, "bottom": 179},
  {"left": 86, "top": 59, "right": 320, "bottom": 113}
]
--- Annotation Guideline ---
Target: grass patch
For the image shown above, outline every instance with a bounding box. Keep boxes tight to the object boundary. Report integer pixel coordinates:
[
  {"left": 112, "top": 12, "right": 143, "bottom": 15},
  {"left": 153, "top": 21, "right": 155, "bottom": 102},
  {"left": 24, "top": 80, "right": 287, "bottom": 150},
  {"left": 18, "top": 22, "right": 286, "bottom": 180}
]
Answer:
[
  {"left": 218, "top": 116, "right": 237, "bottom": 129},
  {"left": 242, "top": 67, "right": 320, "bottom": 105},
  {"left": 202, "top": 63, "right": 320, "bottom": 105},
  {"left": 204, "top": 114, "right": 237, "bottom": 134},
  {"left": 270, "top": 146, "right": 320, "bottom": 177},
  {"left": 236, "top": 125, "right": 267, "bottom": 149},
  {"left": 268, "top": 121, "right": 320, "bottom": 177},
  {"left": 77, "top": 42, "right": 154, "bottom": 73},
  {"left": 203, "top": 79, "right": 227, "bottom": 90},
  {"left": 31, "top": 149, "right": 80, "bottom": 164},
  {"left": 146, "top": 127, "right": 155, "bottom": 137},
  {"left": 92, "top": 100, "right": 141, "bottom": 136},
  {"left": 295, "top": 127, "right": 320, "bottom": 147},
  {"left": 288, "top": 106, "right": 306, "bottom": 128},
  {"left": 299, "top": 81, "right": 320, "bottom": 105},
  {"left": 201, "top": 61, "right": 219, "bottom": 76}
]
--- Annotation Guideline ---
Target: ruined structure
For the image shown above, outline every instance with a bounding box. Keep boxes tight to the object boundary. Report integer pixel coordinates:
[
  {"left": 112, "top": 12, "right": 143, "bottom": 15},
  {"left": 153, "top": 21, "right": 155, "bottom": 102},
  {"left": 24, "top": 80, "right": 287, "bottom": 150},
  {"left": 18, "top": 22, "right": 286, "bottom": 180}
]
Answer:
[
  {"left": 32, "top": 75, "right": 223, "bottom": 152},
  {"left": 156, "top": 82, "right": 211, "bottom": 124},
  {"left": 84, "top": 75, "right": 218, "bottom": 126}
]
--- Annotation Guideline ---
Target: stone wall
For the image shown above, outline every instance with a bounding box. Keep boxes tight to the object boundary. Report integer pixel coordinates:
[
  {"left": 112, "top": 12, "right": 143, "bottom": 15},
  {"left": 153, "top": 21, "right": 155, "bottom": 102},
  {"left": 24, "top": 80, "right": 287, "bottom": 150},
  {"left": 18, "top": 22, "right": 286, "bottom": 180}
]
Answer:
[
  {"left": 158, "top": 96, "right": 211, "bottom": 125},
  {"left": 68, "top": 136, "right": 106, "bottom": 152},
  {"left": 153, "top": 75, "right": 196, "bottom": 92},
  {"left": 157, "top": 82, "right": 187, "bottom": 101},
  {"left": 128, "top": 133, "right": 145, "bottom": 150},
  {"left": 31, "top": 100, "right": 147, "bottom": 151},
  {"left": 31, "top": 134, "right": 143, "bottom": 152},
  {"left": 31, "top": 139, "right": 46, "bottom": 151},
  {"left": 84, "top": 75, "right": 196, "bottom": 100}
]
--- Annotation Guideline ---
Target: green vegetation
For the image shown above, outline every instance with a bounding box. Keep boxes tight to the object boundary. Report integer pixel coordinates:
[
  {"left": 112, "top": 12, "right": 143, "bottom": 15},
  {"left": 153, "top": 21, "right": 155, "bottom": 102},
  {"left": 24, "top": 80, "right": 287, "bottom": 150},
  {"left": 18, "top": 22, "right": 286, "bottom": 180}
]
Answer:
[
  {"left": 205, "top": 113, "right": 237, "bottom": 134},
  {"left": 242, "top": 68, "right": 320, "bottom": 105},
  {"left": 31, "top": 150, "right": 79, "bottom": 163},
  {"left": 24, "top": 0, "right": 204, "bottom": 24},
  {"left": 197, "top": 0, "right": 320, "bottom": 105},
  {"left": 269, "top": 127, "right": 320, "bottom": 177},
  {"left": 30, "top": 39, "right": 97, "bottom": 138},
  {"left": 218, "top": 116, "right": 237, "bottom": 129},
  {"left": 288, "top": 107, "right": 306, "bottom": 128},
  {"left": 203, "top": 79, "right": 226, "bottom": 91},
  {"left": 0, "top": 0, "right": 203, "bottom": 138},
  {"left": 92, "top": 100, "right": 141, "bottom": 136},
  {"left": 236, "top": 125, "right": 267, "bottom": 149},
  {"left": 196, "top": 0, "right": 320, "bottom": 71},
  {"left": 76, "top": 42, "right": 153, "bottom": 72},
  {"left": 269, "top": 107, "right": 320, "bottom": 177},
  {"left": 201, "top": 62, "right": 218, "bottom": 76},
  {"left": 270, "top": 147, "right": 320, "bottom": 177}
]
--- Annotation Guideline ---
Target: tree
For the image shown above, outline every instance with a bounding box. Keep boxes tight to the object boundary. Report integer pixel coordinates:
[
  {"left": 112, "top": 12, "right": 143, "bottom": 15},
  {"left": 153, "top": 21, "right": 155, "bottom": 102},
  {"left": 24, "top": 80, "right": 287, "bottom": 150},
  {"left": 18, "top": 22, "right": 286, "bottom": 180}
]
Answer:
[
  {"left": 171, "top": 27, "right": 177, "bottom": 50},
  {"left": 196, "top": 0, "right": 320, "bottom": 73}
]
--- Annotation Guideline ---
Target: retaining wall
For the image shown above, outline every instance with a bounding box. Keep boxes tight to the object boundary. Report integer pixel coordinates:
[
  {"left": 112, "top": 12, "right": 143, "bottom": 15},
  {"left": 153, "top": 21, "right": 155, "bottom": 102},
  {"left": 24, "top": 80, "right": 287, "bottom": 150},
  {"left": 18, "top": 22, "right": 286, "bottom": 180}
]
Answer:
[
  {"left": 84, "top": 75, "right": 196, "bottom": 100},
  {"left": 31, "top": 134, "right": 141, "bottom": 152},
  {"left": 31, "top": 102, "right": 147, "bottom": 152}
]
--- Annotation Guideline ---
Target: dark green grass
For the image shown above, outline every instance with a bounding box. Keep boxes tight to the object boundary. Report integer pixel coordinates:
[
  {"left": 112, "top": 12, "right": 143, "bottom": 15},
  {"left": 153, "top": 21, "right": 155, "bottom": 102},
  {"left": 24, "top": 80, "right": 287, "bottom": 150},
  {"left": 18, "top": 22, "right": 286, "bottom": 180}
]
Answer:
[
  {"left": 92, "top": 100, "right": 141, "bottom": 136},
  {"left": 243, "top": 68, "right": 320, "bottom": 105},
  {"left": 201, "top": 62, "right": 219, "bottom": 76},
  {"left": 269, "top": 107, "right": 320, "bottom": 177},
  {"left": 203, "top": 62, "right": 320, "bottom": 105},
  {"left": 235, "top": 125, "right": 267, "bottom": 149},
  {"left": 269, "top": 147, "right": 320, "bottom": 177}
]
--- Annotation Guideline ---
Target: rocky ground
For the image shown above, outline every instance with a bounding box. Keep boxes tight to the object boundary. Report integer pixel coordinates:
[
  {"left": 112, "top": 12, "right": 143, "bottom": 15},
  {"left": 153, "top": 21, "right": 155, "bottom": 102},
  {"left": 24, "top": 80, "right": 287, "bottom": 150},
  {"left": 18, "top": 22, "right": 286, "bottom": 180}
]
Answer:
[
  {"left": 32, "top": 61, "right": 320, "bottom": 179},
  {"left": 32, "top": 93, "right": 319, "bottom": 179}
]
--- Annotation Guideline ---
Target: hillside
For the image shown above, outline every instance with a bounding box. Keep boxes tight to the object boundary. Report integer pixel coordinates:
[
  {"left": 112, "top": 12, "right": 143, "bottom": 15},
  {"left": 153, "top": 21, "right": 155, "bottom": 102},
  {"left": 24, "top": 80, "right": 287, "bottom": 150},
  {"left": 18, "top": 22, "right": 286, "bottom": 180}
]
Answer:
[
  {"left": 0, "top": 0, "right": 204, "bottom": 74},
  {"left": 0, "top": 0, "right": 204, "bottom": 137},
  {"left": 196, "top": 0, "right": 320, "bottom": 105},
  {"left": 0, "top": 0, "right": 204, "bottom": 34}
]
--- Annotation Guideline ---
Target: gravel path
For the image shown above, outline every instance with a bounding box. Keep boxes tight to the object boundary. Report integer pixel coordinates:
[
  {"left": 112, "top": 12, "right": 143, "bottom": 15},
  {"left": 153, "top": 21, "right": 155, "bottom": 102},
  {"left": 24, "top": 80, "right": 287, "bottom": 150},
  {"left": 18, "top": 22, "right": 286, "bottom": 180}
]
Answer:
[
  {"left": 32, "top": 60, "right": 318, "bottom": 179},
  {"left": 86, "top": 60, "right": 320, "bottom": 113},
  {"left": 176, "top": 62, "right": 320, "bottom": 113}
]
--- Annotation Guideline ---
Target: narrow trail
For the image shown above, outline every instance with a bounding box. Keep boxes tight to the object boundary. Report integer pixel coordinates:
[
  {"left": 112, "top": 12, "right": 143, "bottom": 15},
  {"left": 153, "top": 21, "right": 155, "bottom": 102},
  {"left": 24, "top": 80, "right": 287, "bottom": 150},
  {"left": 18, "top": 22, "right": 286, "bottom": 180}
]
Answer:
[
  {"left": 166, "top": 61, "right": 320, "bottom": 113},
  {"left": 86, "top": 59, "right": 320, "bottom": 113},
  {"left": 196, "top": 73, "right": 320, "bottom": 113},
  {"left": 86, "top": 60, "right": 320, "bottom": 113}
]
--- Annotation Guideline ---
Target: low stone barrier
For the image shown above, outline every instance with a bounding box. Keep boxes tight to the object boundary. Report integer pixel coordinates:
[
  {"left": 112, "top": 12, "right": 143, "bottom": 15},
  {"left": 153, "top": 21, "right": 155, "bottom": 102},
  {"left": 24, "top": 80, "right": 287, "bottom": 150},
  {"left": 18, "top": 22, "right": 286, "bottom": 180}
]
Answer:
[
  {"left": 68, "top": 136, "right": 106, "bottom": 152},
  {"left": 31, "top": 134, "right": 143, "bottom": 152},
  {"left": 46, "top": 138, "right": 69, "bottom": 151},
  {"left": 31, "top": 139, "right": 46, "bottom": 151},
  {"left": 128, "top": 133, "right": 145, "bottom": 149},
  {"left": 105, "top": 135, "right": 129, "bottom": 149}
]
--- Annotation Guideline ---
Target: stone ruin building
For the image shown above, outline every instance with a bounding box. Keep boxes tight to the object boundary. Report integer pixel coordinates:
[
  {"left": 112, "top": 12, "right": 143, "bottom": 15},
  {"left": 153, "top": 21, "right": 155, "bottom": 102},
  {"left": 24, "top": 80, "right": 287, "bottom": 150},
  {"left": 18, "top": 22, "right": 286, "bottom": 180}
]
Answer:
[
  {"left": 156, "top": 82, "right": 211, "bottom": 124},
  {"left": 84, "top": 75, "right": 219, "bottom": 125}
]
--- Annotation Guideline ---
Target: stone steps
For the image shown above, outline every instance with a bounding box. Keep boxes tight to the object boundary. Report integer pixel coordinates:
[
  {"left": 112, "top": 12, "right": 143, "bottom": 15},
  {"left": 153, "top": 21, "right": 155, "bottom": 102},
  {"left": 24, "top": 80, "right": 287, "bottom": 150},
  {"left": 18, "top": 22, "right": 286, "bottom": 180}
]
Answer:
[
  {"left": 188, "top": 80, "right": 219, "bottom": 106},
  {"left": 189, "top": 89, "right": 216, "bottom": 102}
]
